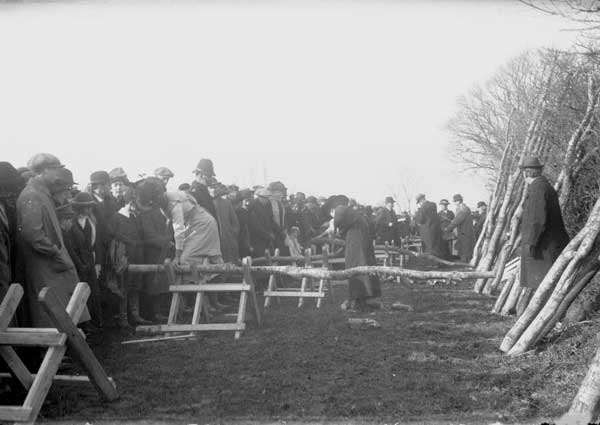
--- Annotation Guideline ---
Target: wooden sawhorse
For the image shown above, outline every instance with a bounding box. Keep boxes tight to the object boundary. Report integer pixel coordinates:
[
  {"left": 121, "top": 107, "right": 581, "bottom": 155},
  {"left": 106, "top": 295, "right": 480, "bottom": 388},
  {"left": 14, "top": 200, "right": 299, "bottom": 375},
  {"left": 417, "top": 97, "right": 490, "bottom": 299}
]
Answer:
[
  {"left": 131, "top": 257, "right": 262, "bottom": 342},
  {"left": 0, "top": 283, "right": 118, "bottom": 424}
]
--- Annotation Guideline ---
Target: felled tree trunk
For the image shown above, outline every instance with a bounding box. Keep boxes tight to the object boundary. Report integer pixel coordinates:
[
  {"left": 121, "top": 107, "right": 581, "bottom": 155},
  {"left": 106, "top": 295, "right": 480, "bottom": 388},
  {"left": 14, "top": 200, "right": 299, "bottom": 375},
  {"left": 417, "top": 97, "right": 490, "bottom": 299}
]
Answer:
[{"left": 562, "top": 265, "right": 600, "bottom": 328}]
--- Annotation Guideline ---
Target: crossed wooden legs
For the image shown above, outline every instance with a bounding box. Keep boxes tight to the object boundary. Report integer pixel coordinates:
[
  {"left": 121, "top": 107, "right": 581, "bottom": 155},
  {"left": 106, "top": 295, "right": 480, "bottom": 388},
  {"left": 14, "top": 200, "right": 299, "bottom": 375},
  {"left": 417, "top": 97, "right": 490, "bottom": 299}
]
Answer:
[{"left": 0, "top": 283, "right": 118, "bottom": 424}]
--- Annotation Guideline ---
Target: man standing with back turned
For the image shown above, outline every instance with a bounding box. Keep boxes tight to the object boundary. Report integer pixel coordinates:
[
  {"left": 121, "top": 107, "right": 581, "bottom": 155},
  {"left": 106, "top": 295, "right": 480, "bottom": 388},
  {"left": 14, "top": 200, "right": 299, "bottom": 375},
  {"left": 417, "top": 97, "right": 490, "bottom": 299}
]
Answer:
[{"left": 518, "top": 156, "right": 569, "bottom": 316}]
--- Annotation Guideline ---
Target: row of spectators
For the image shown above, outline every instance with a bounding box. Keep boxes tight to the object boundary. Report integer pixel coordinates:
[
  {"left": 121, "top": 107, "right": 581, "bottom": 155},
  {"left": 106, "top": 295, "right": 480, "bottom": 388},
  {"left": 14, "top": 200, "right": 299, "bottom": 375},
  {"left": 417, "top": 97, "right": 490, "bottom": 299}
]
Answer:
[{"left": 0, "top": 153, "right": 487, "bottom": 335}]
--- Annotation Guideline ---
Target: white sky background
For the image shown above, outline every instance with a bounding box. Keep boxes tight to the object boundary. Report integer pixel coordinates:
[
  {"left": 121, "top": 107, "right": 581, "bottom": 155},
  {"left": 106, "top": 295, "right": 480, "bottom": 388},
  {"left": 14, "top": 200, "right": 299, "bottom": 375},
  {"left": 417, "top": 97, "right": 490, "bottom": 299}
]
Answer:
[{"left": 0, "top": 0, "right": 576, "bottom": 211}]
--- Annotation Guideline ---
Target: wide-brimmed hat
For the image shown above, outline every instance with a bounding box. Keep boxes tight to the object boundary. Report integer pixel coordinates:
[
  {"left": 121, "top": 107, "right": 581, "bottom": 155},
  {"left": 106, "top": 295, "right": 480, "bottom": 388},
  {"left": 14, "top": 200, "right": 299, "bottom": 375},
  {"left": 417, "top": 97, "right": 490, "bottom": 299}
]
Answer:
[
  {"left": 90, "top": 170, "right": 110, "bottom": 185},
  {"left": 70, "top": 192, "right": 96, "bottom": 207},
  {"left": 194, "top": 158, "right": 215, "bottom": 176},
  {"left": 27, "top": 153, "right": 64, "bottom": 174},
  {"left": 439, "top": 199, "right": 449, "bottom": 206},
  {"left": 255, "top": 188, "right": 271, "bottom": 198},
  {"left": 52, "top": 168, "right": 77, "bottom": 191},
  {"left": 519, "top": 156, "right": 544, "bottom": 169}
]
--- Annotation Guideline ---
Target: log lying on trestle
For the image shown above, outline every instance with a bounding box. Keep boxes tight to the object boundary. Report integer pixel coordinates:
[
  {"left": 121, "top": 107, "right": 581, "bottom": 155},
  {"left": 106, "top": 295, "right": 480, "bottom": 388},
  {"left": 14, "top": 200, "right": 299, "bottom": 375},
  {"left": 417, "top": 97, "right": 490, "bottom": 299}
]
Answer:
[{"left": 127, "top": 263, "right": 496, "bottom": 282}]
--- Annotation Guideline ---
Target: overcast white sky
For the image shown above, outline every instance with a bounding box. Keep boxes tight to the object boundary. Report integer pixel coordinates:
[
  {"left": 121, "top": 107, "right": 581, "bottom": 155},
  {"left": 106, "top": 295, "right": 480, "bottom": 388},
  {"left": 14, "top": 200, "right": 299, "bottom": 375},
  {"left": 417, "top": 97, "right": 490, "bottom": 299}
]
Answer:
[{"left": 0, "top": 0, "right": 576, "bottom": 210}]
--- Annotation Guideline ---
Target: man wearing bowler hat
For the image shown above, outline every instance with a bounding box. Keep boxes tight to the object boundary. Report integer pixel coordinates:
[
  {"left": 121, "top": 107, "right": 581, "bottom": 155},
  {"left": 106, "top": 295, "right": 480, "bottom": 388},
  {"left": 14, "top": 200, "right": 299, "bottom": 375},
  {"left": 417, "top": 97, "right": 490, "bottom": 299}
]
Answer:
[
  {"left": 414, "top": 193, "right": 443, "bottom": 257},
  {"left": 517, "top": 156, "right": 570, "bottom": 315},
  {"left": 375, "top": 196, "right": 398, "bottom": 246}
]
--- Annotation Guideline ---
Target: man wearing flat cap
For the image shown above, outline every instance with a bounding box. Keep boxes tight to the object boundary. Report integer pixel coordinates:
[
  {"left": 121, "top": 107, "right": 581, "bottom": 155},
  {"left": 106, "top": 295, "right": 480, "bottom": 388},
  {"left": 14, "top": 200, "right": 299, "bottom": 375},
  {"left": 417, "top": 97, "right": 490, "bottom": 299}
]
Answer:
[
  {"left": 517, "top": 156, "right": 569, "bottom": 315},
  {"left": 375, "top": 196, "right": 398, "bottom": 246},
  {"left": 414, "top": 193, "right": 443, "bottom": 257},
  {"left": 474, "top": 201, "right": 487, "bottom": 239},
  {"left": 17, "top": 153, "right": 89, "bottom": 326},
  {"left": 154, "top": 167, "right": 174, "bottom": 186},
  {"left": 267, "top": 181, "right": 294, "bottom": 254},
  {"left": 190, "top": 158, "right": 218, "bottom": 219}
]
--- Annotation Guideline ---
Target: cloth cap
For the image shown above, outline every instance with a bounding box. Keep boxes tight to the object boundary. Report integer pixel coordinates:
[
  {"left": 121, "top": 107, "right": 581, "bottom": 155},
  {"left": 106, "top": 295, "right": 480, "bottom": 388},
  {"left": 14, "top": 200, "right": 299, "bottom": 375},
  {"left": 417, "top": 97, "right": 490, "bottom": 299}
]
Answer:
[
  {"left": 194, "top": 158, "right": 215, "bottom": 176},
  {"left": 295, "top": 192, "right": 306, "bottom": 201},
  {"left": 453, "top": 194, "right": 463, "bottom": 202},
  {"left": 415, "top": 193, "right": 426, "bottom": 203},
  {"left": 178, "top": 183, "right": 191, "bottom": 191},
  {"left": 385, "top": 196, "right": 395, "bottom": 204},
  {"left": 90, "top": 170, "right": 110, "bottom": 185},
  {"left": 439, "top": 199, "right": 449, "bottom": 205},
  {"left": 27, "top": 153, "right": 64, "bottom": 174},
  {"left": 71, "top": 191, "right": 96, "bottom": 207},
  {"left": 477, "top": 201, "right": 487, "bottom": 208},
  {"left": 109, "top": 167, "right": 129, "bottom": 184},
  {"left": 519, "top": 156, "right": 544, "bottom": 169},
  {"left": 154, "top": 166, "right": 174, "bottom": 179}
]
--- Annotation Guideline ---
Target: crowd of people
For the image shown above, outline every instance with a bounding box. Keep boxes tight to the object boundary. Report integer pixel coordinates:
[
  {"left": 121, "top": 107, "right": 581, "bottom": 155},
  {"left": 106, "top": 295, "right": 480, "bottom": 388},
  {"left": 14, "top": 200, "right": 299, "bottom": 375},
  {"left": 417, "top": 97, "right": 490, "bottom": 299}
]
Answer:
[{"left": 0, "top": 153, "right": 489, "bottom": 336}]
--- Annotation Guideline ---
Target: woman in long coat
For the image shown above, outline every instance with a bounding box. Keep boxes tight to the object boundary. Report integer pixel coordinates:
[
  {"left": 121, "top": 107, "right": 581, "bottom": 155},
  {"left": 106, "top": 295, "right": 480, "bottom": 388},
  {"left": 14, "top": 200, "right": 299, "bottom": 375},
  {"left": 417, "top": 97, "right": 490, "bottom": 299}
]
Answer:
[
  {"left": 212, "top": 185, "right": 240, "bottom": 264},
  {"left": 137, "top": 177, "right": 174, "bottom": 321},
  {"left": 333, "top": 201, "right": 381, "bottom": 310},
  {"left": 414, "top": 195, "right": 443, "bottom": 257}
]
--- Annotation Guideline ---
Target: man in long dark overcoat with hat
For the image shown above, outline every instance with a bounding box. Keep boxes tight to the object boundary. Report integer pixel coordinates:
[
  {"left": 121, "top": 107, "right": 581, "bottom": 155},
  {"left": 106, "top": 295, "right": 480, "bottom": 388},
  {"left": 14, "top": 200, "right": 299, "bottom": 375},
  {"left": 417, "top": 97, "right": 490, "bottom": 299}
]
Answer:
[
  {"left": 17, "top": 153, "right": 90, "bottom": 326},
  {"left": 414, "top": 193, "right": 443, "bottom": 257},
  {"left": 375, "top": 196, "right": 398, "bottom": 246},
  {"left": 518, "top": 156, "right": 570, "bottom": 315}
]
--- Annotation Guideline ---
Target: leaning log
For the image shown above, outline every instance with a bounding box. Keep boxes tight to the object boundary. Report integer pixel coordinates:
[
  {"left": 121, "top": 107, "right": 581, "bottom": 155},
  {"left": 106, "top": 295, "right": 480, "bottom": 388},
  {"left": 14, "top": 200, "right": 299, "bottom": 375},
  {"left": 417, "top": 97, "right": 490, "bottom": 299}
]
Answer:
[
  {"left": 499, "top": 225, "right": 586, "bottom": 353},
  {"left": 557, "top": 344, "right": 600, "bottom": 425},
  {"left": 127, "top": 264, "right": 496, "bottom": 281}
]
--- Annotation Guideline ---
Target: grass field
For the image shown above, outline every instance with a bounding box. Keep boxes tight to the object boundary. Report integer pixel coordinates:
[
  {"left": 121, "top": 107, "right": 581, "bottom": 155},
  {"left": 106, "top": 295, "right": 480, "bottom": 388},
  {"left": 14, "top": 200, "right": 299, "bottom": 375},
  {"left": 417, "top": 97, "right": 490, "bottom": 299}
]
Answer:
[{"left": 7, "top": 276, "right": 600, "bottom": 424}]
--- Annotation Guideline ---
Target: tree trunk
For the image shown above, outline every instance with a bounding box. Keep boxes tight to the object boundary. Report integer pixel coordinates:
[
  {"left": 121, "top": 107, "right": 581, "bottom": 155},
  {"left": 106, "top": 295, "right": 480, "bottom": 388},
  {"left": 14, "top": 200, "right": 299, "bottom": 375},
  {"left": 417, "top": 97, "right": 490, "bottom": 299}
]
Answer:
[
  {"left": 562, "top": 265, "right": 600, "bottom": 327},
  {"left": 499, "top": 230, "right": 585, "bottom": 352},
  {"left": 504, "top": 198, "right": 600, "bottom": 355},
  {"left": 557, "top": 344, "right": 600, "bottom": 425},
  {"left": 501, "top": 266, "right": 522, "bottom": 316},
  {"left": 492, "top": 272, "right": 516, "bottom": 314}
]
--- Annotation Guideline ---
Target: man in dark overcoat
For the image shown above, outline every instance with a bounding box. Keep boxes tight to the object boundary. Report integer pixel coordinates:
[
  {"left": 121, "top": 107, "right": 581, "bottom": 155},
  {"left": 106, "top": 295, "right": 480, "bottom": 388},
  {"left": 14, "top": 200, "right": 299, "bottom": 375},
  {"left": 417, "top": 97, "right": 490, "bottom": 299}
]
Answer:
[
  {"left": 518, "top": 156, "right": 569, "bottom": 314},
  {"left": 17, "top": 153, "right": 90, "bottom": 326},
  {"left": 235, "top": 189, "right": 253, "bottom": 259},
  {"left": 248, "top": 188, "right": 277, "bottom": 257},
  {"left": 414, "top": 193, "right": 443, "bottom": 257},
  {"left": 375, "top": 196, "right": 398, "bottom": 246},
  {"left": 438, "top": 199, "right": 455, "bottom": 259},
  {"left": 445, "top": 194, "right": 475, "bottom": 262}
]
